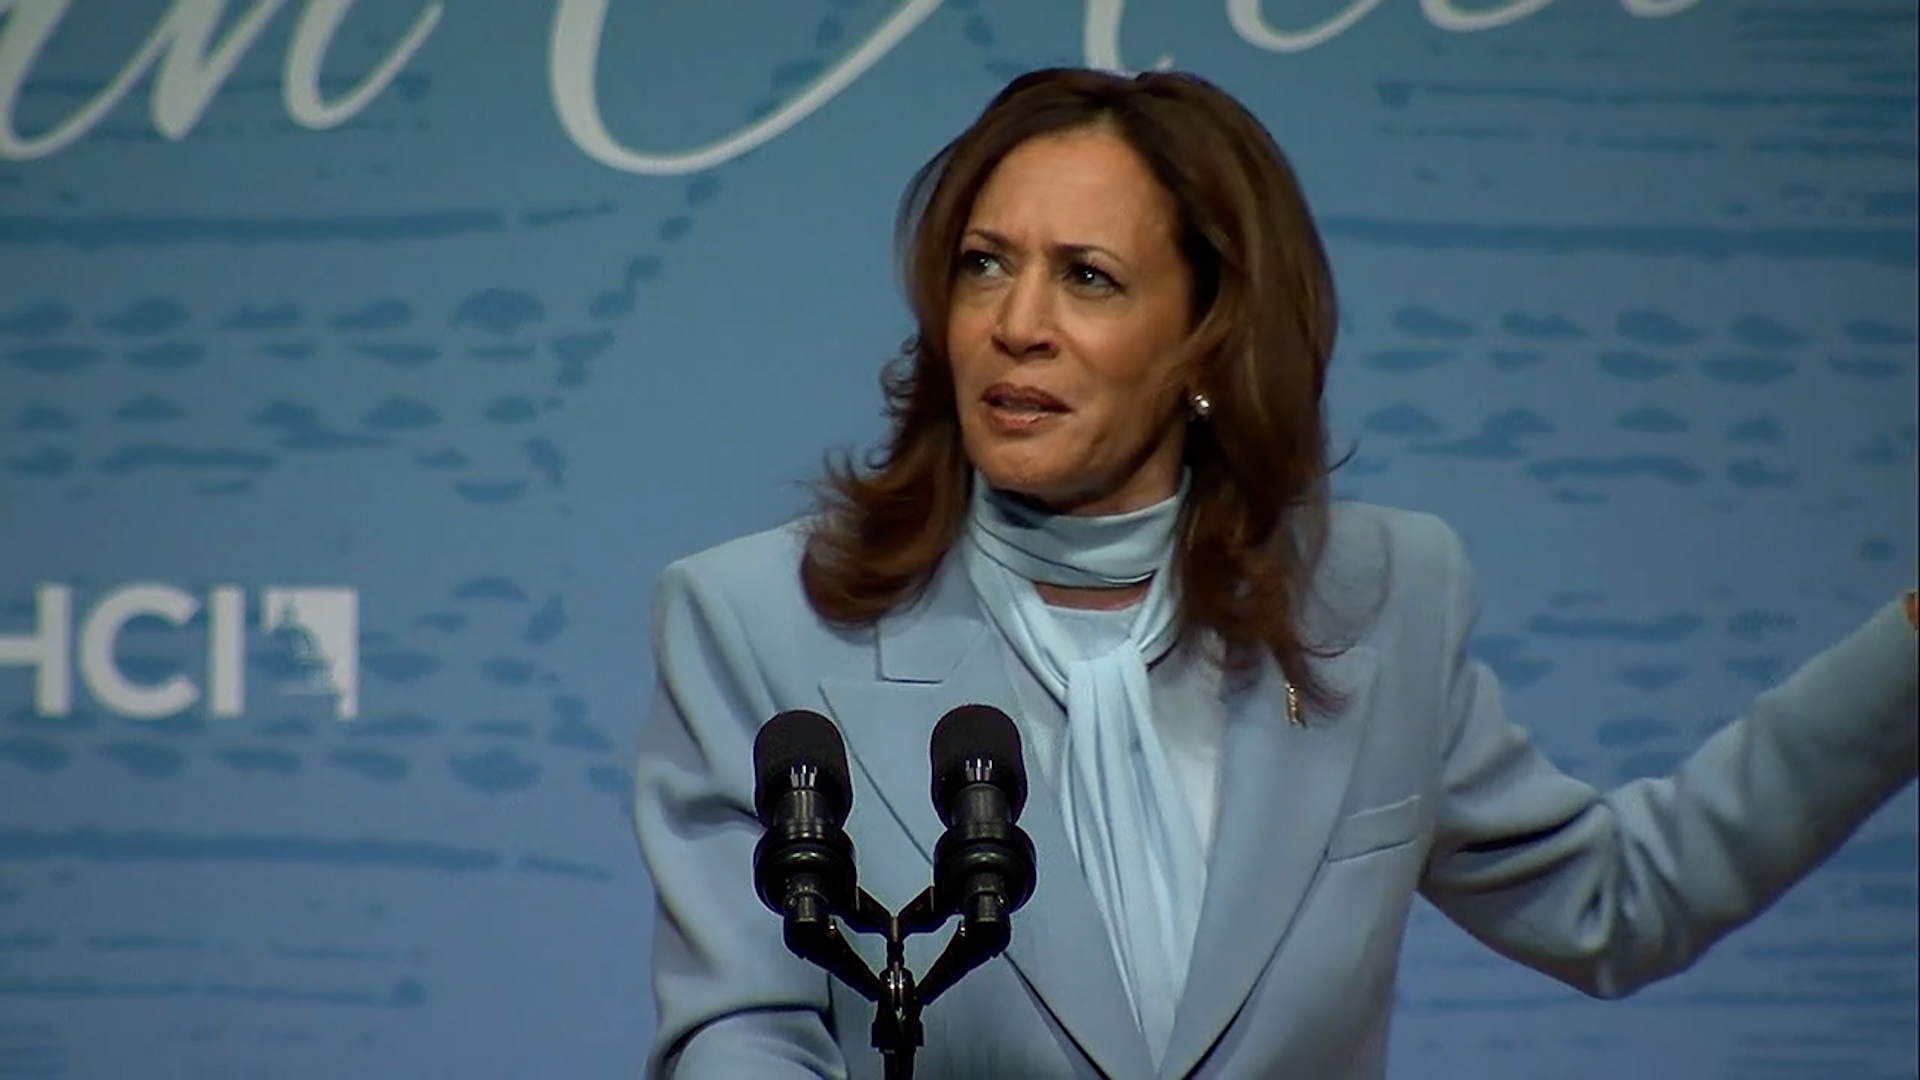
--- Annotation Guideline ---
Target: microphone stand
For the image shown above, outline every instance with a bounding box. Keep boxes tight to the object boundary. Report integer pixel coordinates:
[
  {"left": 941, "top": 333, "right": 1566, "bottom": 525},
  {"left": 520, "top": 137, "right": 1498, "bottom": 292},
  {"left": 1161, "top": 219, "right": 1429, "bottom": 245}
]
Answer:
[{"left": 778, "top": 883, "right": 1014, "bottom": 1079}]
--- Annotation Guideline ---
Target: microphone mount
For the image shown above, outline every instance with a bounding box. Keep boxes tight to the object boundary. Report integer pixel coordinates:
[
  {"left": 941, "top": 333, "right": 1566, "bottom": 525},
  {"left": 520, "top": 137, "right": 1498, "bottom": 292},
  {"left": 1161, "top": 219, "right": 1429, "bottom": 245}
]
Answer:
[
  {"left": 759, "top": 706, "right": 1035, "bottom": 1079},
  {"left": 777, "top": 872, "right": 1027, "bottom": 1079}
]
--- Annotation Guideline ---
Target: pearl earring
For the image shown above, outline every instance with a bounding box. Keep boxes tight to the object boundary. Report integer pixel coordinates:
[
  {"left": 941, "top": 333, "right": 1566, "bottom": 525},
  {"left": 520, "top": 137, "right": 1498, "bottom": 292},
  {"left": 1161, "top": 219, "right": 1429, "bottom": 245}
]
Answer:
[{"left": 1189, "top": 391, "right": 1213, "bottom": 420}]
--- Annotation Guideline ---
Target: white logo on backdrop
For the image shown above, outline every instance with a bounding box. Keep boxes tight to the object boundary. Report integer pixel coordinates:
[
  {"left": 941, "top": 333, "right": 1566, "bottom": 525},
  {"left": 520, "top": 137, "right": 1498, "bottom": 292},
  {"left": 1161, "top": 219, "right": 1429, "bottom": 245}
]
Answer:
[
  {"left": 0, "top": 0, "right": 1702, "bottom": 169},
  {"left": 0, "top": 584, "right": 360, "bottom": 721}
]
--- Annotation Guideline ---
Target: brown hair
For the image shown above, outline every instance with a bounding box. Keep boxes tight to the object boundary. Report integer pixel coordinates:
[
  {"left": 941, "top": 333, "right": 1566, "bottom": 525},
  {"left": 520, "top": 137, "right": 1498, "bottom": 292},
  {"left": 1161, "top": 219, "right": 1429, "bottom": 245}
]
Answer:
[{"left": 800, "top": 67, "right": 1346, "bottom": 709}]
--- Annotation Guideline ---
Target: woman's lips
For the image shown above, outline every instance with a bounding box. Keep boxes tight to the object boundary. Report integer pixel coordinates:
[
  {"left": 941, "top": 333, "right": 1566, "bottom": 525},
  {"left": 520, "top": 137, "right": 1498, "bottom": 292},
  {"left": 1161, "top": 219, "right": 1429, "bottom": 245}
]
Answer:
[{"left": 982, "top": 383, "right": 1070, "bottom": 432}]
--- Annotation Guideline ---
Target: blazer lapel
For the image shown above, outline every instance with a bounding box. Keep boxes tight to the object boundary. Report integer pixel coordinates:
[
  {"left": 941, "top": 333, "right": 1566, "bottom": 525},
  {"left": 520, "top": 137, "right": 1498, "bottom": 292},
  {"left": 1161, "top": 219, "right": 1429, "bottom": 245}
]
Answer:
[
  {"left": 822, "top": 560, "right": 1156, "bottom": 1080},
  {"left": 1159, "top": 644, "right": 1381, "bottom": 1080}
]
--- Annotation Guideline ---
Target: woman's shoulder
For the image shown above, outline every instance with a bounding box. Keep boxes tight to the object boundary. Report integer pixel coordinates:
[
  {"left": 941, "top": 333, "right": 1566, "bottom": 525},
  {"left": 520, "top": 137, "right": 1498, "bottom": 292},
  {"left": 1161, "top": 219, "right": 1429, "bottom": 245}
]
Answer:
[
  {"left": 1336, "top": 495, "right": 1466, "bottom": 564},
  {"left": 1307, "top": 500, "right": 1475, "bottom": 644},
  {"left": 644, "top": 517, "right": 869, "bottom": 665},
  {"left": 653, "top": 518, "right": 815, "bottom": 608},
  {"left": 1322, "top": 500, "right": 1469, "bottom": 582}
]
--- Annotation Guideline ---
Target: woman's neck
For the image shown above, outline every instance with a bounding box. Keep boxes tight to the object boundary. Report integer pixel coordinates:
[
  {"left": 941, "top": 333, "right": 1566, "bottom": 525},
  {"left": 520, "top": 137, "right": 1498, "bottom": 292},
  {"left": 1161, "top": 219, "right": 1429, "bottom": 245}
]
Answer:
[
  {"left": 1036, "top": 580, "right": 1150, "bottom": 610},
  {"left": 970, "top": 468, "right": 1185, "bottom": 611}
]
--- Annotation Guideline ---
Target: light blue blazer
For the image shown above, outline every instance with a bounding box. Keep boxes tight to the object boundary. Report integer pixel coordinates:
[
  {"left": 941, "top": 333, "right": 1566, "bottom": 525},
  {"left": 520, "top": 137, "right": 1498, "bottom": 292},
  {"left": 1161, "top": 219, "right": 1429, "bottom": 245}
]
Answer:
[{"left": 633, "top": 502, "right": 1917, "bottom": 1079}]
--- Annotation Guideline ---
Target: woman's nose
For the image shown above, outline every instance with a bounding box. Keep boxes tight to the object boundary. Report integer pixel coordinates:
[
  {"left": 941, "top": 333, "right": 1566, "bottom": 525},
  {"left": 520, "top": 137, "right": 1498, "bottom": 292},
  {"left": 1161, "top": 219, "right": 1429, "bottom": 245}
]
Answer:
[{"left": 991, "top": 273, "right": 1058, "bottom": 360}]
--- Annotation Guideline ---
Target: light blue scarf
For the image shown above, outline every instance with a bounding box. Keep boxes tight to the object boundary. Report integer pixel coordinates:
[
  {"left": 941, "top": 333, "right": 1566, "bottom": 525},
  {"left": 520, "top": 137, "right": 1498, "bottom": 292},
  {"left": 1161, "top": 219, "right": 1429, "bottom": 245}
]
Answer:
[{"left": 962, "top": 473, "right": 1207, "bottom": 1064}]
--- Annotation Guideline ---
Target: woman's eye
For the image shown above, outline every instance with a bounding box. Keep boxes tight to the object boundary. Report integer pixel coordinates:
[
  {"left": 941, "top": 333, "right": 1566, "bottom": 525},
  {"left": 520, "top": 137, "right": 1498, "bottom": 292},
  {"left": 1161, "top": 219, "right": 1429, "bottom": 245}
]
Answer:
[
  {"left": 1067, "top": 262, "right": 1118, "bottom": 291},
  {"left": 960, "top": 249, "right": 1004, "bottom": 276}
]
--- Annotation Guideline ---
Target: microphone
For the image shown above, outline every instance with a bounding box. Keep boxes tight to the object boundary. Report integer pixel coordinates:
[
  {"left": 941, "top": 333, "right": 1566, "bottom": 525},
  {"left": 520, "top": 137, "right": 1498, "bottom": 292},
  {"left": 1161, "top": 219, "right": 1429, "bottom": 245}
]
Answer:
[
  {"left": 927, "top": 704, "right": 1037, "bottom": 932},
  {"left": 748, "top": 705, "right": 1042, "bottom": 1078},
  {"left": 752, "top": 709, "right": 858, "bottom": 925}
]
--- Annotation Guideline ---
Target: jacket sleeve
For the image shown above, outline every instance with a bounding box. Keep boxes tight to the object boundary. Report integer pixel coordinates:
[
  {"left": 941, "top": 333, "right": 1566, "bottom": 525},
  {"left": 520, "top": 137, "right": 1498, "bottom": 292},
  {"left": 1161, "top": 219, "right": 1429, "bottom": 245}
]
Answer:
[
  {"left": 1416, "top": 519, "right": 1918, "bottom": 998},
  {"left": 633, "top": 558, "right": 848, "bottom": 1077}
]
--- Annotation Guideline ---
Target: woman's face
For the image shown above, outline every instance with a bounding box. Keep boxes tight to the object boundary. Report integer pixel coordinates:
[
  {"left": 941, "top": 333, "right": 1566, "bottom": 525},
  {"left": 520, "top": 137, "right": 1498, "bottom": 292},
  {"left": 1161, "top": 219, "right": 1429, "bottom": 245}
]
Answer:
[{"left": 946, "top": 126, "right": 1196, "bottom": 516}]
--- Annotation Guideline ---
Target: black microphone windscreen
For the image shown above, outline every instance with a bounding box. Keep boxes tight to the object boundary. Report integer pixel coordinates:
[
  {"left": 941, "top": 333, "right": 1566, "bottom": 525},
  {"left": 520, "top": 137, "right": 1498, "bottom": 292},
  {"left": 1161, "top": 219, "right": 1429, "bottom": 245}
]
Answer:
[
  {"left": 930, "top": 704, "right": 1028, "bottom": 818},
  {"left": 753, "top": 710, "right": 852, "bottom": 827}
]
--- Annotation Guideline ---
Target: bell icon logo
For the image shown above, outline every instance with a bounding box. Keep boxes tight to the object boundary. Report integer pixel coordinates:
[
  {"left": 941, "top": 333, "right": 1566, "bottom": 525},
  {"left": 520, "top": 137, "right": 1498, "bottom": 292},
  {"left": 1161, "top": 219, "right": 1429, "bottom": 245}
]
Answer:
[{"left": 0, "top": 584, "right": 359, "bottom": 721}]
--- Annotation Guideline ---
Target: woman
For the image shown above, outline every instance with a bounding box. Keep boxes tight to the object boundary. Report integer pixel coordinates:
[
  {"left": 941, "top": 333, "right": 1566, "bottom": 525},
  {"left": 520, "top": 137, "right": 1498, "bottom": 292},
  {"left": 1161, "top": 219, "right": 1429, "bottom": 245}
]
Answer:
[{"left": 633, "top": 68, "right": 1917, "bottom": 1079}]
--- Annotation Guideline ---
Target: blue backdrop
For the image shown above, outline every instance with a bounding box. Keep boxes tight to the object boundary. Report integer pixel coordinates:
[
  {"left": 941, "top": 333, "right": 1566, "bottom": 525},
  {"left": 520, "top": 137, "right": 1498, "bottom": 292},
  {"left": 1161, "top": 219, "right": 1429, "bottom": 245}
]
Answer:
[{"left": 1, "top": 1, "right": 1914, "bottom": 1077}]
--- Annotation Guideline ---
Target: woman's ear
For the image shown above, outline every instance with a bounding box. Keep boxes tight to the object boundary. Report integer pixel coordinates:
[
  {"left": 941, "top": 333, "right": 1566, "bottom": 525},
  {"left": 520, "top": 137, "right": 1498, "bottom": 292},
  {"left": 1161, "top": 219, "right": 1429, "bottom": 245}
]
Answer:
[{"left": 1186, "top": 389, "right": 1214, "bottom": 421}]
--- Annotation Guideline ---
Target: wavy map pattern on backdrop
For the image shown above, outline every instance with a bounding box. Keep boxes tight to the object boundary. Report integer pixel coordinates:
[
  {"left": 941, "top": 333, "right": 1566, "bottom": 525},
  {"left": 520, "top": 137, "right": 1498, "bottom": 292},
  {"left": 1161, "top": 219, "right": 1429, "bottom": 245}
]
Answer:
[{"left": 0, "top": 1, "right": 1914, "bottom": 1077}]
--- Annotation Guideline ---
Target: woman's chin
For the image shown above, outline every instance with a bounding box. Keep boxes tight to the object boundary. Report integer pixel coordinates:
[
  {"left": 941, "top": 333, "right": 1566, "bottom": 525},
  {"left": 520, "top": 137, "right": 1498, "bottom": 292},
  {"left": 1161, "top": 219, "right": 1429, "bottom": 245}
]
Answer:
[
  {"left": 972, "top": 459, "right": 1072, "bottom": 504},
  {"left": 979, "top": 467, "right": 1126, "bottom": 518}
]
